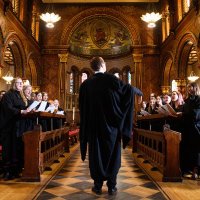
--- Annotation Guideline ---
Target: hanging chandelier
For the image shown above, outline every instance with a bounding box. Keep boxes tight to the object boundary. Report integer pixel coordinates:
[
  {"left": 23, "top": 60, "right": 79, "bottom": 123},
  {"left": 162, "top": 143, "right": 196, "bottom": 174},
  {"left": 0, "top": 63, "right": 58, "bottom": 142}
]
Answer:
[
  {"left": 187, "top": 71, "right": 199, "bottom": 82},
  {"left": 2, "top": 70, "right": 14, "bottom": 84},
  {"left": 40, "top": 12, "right": 61, "bottom": 28},
  {"left": 141, "top": 12, "right": 162, "bottom": 28},
  {"left": 40, "top": 2, "right": 61, "bottom": 28},
  {"left": 141, "top": 2, "right": 162, "bottom": 28}
]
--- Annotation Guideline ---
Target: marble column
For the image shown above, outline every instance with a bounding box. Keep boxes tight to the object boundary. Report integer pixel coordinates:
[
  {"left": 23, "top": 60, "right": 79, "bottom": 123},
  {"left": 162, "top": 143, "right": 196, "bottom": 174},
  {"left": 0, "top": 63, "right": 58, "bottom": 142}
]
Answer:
[{"left": 58, "top": 54, "right": 68, "bottom": 110}]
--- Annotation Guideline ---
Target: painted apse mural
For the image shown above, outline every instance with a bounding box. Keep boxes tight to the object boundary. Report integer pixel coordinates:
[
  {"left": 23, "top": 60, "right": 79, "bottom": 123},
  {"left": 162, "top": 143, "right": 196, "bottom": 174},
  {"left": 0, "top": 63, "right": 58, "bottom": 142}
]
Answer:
[{"left": 69, "top": 17, "right": 132, "bottom": 57}]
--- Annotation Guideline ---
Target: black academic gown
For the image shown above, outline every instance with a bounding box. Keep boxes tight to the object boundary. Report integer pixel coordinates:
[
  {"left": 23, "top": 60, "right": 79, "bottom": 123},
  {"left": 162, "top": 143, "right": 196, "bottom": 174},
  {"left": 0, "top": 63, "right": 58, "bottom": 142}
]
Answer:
[
  {"left": 79, "top": 73, "right": 143, "bottom": 181},
  {"left": 0, "top": 89, "right": 26, "bottom": 173},
  {"left": 181, "top": 95, "right": 200, "bottom": 172}
]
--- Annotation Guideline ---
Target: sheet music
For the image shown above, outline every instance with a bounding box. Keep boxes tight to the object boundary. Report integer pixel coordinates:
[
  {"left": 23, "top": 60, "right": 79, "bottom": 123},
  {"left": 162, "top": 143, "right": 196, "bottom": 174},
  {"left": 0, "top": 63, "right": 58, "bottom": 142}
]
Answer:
[
  {"left": 156, "top": 106, "right": 168, "bottom": 116},
  {"left": 28, "top": 101, "right": 40, "bottom": 111},
  {"left": 157, "top": 104, "right": 178, "bottom": 117},
  {"left": 45, "top": 105, "right": 55, "bottom": 113},
  {"left": 36, "top": 101, "right": 47, "bottom": 112},
  {"left": 165, "top": 103, "right": 177, "bottom": 116},
  {"left": 140, "top": 110, "right": 151, "bottom": 116},
  {"left": 56, "top": 110, "right": 64, "bottom": 115}
]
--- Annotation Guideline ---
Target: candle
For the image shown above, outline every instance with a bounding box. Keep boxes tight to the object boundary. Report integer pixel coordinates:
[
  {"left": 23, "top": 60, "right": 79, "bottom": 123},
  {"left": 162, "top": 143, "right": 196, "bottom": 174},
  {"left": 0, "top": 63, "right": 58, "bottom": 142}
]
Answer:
[{"left": 72, "top": 107, "right": 75, "bottom": 121}]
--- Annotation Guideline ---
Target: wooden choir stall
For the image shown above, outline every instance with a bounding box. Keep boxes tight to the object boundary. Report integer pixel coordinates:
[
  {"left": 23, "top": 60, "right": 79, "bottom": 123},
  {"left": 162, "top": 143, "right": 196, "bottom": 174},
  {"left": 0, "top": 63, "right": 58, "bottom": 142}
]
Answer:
[
  {"left": 21, "top": 112, "right": 79, "bottom": 182},
  {"left": 133, "top": 114, "right": 182, "bottom": 182}
]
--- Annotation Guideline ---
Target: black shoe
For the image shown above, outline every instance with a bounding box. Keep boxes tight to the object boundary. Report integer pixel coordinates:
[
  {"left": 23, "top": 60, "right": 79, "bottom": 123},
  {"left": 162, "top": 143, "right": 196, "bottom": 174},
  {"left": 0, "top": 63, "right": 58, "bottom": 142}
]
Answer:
[
  {"left": 108, "top": 187, "right": 117, "bottom": 195},
  {"left": 92, "top": 186, "right": 102, "bottom": 195}
]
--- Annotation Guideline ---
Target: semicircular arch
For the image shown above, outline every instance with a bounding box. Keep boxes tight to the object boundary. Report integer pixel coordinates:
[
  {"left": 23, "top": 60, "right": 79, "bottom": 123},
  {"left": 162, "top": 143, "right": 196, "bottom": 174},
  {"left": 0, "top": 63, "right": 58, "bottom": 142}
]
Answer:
[
  {"left": 60, "top": 7, "right": 141, "bottom": 47},
  {"left": 161, "top": 52, "right": 174, "bottom": 86},
  {"left": 176, "top": 32, "right": 198, "bottom": 78},
  {"left": 4, "top": 32, "right": 27, "bottom": 77}
]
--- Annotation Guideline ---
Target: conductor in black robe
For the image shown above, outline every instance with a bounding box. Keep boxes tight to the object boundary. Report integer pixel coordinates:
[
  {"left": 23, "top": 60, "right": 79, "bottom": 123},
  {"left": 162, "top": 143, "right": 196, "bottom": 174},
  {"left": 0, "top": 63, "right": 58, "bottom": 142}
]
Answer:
[{"left": 79, "top": 57, "right": 143, "bottom": 195}]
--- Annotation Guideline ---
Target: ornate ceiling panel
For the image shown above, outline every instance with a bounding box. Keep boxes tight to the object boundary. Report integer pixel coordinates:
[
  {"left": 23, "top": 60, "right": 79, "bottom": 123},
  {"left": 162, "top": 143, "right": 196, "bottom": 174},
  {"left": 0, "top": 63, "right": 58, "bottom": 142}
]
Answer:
[{"left": 69, "top": 16, "right": 132, "bottom": 57}]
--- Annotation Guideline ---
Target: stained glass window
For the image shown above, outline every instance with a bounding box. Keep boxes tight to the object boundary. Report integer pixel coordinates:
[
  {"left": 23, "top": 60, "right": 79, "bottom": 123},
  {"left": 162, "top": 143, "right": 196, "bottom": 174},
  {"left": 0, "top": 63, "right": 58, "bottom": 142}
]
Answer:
[
  {"left": 81, "top": 72, "right": 88, "bottom": 82},
  {"left": 70, "top": 72, "right": 74, "bottom": 93},
  {"left": 128, "top": 70, "right": 131, "bottom": 84}
]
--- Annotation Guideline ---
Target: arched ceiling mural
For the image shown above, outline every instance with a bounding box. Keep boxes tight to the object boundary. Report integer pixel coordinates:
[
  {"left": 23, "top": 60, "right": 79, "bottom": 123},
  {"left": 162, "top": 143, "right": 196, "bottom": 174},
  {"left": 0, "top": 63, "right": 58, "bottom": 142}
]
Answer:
[{"left": 69, "top": 17, "right": 132, "bottom": 57}]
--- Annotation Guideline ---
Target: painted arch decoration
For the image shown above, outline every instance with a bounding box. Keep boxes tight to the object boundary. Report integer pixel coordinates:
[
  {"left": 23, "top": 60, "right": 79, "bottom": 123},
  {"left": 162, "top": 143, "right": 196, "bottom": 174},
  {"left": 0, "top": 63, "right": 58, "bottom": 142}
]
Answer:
[{"left": 69, "top": 17, "right": 132, "bottom": 57}]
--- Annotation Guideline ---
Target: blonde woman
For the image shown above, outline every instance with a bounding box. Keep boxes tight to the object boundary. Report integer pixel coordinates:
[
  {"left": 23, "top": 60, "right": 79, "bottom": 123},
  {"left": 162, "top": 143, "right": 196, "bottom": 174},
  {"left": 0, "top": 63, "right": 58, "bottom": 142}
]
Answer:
[{"left": 0, "top": 77, "right": 30, "bottom": 180}]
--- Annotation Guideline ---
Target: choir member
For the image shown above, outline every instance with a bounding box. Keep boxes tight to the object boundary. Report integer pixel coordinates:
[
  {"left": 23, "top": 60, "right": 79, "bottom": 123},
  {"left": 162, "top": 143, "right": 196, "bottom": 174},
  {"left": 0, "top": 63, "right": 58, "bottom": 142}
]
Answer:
[
  {"left": 181, "top": 82, "right": 200, "bottom": 179},
  {"left": 0, "top": 77, "right": 29, "bottom": 180}
]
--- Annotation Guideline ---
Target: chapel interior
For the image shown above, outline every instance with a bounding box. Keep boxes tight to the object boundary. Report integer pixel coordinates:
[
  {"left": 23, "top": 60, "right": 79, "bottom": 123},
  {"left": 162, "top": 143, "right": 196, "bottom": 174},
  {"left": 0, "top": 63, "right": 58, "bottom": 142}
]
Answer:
[{"left": 0, "top": 0, "right": 200, "bottom": 200}]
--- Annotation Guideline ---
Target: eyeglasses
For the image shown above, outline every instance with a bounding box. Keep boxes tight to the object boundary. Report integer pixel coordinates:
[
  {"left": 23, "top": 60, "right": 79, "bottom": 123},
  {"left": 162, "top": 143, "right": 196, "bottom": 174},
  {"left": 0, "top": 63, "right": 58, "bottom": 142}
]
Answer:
[{"left": 15, "top": 82, "right": 23, "bottom": 84}]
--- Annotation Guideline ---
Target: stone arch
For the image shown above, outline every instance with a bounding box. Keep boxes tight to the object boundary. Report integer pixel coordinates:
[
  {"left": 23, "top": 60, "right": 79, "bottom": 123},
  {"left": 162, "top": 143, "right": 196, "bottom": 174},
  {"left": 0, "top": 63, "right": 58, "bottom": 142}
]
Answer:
[
  {"left": 80, "top": 67, "right": 93, "bottom": 76},
  {"left": 27, "top": 52, "right": 40, "bottom": 86},
  {"left": 109, "top": 67, "right": 121, "bottom": 74},
  {"left": 175, "top": 32, "right": 198, "bottom": 78},
  {"left": 70, "top": 65, "right": 79, "bottom": 72},
  {"left": 60, "top": 7, "right": 141, "bottom": 46},
  {"left": 80, "top": 67, "right": 92, "bottom": 83},
  {"left": 109, "top": 67, "right": 122, "bottom": 79},
  {"left": 4, "top": 31, "right": 27, "bottom": 77},
  {"left": 161, "top": 52, "right": 174, "bottom": 86}
]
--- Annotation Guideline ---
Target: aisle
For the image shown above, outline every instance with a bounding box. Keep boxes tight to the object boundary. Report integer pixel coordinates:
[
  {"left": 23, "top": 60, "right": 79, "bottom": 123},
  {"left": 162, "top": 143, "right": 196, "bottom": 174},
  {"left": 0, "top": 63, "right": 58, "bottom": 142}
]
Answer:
[{"left": 36, "top": 148, "right": 167, "bottom": 200}]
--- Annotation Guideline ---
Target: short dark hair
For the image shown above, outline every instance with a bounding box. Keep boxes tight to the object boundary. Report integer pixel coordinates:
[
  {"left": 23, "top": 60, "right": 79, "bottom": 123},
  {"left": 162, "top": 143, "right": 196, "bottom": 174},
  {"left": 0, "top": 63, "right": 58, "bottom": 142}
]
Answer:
[{"left": 90, "top": 57, "right": 104, "bottom": 71}]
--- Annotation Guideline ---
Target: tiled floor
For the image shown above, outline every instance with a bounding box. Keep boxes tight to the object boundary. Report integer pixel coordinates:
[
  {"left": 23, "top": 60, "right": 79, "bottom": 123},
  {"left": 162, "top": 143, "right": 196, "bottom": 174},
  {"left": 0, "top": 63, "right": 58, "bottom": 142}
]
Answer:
[{"left": 36, "top": 148, "right": 168, "bottom": 200}]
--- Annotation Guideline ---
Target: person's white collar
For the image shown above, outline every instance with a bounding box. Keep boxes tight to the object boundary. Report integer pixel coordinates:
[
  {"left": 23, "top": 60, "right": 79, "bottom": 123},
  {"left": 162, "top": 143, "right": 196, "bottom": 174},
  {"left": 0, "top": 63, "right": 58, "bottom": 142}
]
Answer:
[{"left": 95, "top": 71, "right": 104, "bottom": 74}]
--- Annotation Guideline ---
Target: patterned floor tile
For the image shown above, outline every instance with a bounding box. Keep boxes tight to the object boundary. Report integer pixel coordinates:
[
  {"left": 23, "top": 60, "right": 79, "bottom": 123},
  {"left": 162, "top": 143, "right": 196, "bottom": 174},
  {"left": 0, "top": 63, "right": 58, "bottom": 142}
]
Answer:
[{"left": 36, "top": 148, "right": 167, "bottom": 200}]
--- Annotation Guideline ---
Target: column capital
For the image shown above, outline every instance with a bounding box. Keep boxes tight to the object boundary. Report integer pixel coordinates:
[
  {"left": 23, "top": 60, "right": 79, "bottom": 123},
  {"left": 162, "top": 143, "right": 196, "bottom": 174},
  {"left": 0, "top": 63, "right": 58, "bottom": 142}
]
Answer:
[
  {"left": 132, "top": 54, "right": 143, "bottom": 63},
  {"left": 58, "top": 53, "right": 68, "bottom": 63}
]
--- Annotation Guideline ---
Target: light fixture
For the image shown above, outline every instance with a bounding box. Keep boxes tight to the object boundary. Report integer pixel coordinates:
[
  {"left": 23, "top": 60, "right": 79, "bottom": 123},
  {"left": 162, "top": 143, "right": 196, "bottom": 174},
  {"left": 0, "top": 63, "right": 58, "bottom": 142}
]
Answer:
[
  {"left": 2, "top": 70, "right": 14, "bottom": 84},
  {"left": 141, "top": 3, "right": 162, "bottom": 28},
  {"left": 22, "top": 78, "right": 30, "bottom": 86},
  {"left": 40, "top": 3, "right": 61, "bottom": 28},
  {"left": 187, "top": 71, "right": 199, "bottom": 82}
]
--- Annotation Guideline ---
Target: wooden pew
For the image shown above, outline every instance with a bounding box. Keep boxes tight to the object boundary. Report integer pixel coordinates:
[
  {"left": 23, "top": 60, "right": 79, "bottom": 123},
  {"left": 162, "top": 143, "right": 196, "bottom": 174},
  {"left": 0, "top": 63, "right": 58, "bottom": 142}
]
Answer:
[
  {"left": 39, "top": 128, "right": 67, "bottom": 173},
  {"left": 134, "top": 114, "right": 182, "bottom": 182},
  {"left": 22, "top": 125, "right": 69, "bottom": 181}
]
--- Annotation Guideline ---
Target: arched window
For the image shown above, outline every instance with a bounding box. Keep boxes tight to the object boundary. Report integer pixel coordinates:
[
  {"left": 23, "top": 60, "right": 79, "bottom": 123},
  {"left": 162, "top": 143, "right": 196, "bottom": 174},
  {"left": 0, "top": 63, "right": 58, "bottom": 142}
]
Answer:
[
  {"left": 81, "top": 72, "right": 88, "bottom": 82},
  {"left": 70, "top": 67, "right": 79, "bottom": 94},
  {"left": 122, "top": 66, "right": 131, "bottom": 84},
  {"left": 128, "top": 70, "right": 131, "bottom": 84},
  {"left": 69, "top": 72, "right": 74, "bottom": 94}
]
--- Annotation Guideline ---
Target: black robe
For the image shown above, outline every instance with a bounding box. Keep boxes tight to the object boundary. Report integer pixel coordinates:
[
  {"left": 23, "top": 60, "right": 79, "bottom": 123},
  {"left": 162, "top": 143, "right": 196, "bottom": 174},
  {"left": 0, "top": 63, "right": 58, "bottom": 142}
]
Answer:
[
  {"left": 181, "top": 95, "right": 200, "bottom": 172},
  {"left": 0, "top": 89, "right": 26, "bottom": 171},
  {"left": 79, "top": 73, "right": 143, "bottom": 181}
]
